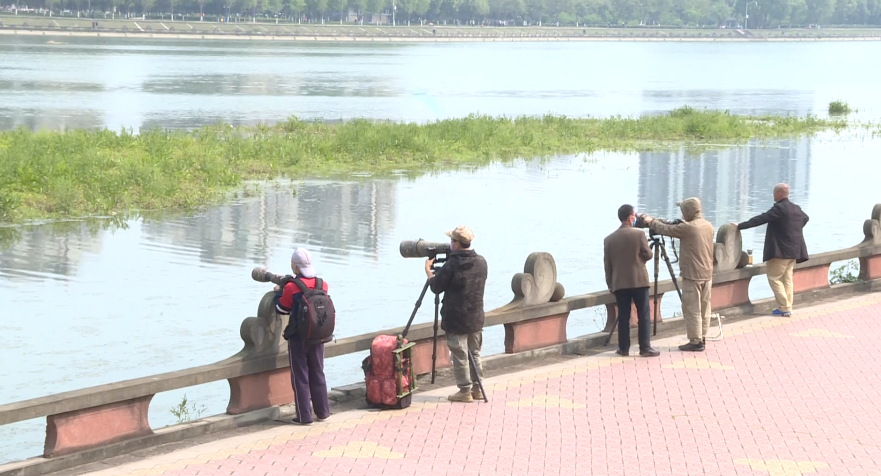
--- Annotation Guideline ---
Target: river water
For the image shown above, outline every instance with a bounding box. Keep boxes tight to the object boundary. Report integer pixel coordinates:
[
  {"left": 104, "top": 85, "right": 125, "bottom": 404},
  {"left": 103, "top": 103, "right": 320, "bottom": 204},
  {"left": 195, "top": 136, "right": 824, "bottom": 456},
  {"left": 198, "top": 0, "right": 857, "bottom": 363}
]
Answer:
[
  {"left": 2, "top": 36, "right": 881, "bottom": 463},
  {"left": 2, "top": 36, "right": 881, "bottom": 129}
]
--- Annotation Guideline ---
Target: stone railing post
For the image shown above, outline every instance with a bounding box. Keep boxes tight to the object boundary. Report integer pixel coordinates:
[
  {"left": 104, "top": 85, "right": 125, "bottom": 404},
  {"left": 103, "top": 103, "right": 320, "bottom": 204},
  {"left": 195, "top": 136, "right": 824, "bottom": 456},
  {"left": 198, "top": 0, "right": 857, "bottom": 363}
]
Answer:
[
  {"left": 495, "top": 252, "right": 566, "bottom": 353},
  {"left": 711, "top": 224, "right": 752, "bottom": 309},
  {"left": 227, "top": 291, "right": 294, "bottom": 415},
  {"left": 859, "top": 204, "right": 881, "bottom": 280}
]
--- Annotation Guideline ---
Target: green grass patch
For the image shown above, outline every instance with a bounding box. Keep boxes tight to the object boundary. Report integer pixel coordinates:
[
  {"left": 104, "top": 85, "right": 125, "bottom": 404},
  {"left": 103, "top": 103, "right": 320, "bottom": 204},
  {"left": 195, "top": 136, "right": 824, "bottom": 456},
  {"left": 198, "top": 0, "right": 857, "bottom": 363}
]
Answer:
[
  {"left": 828, "top": 100, "right": 852, "bottom": 116},
  {"left": 0, "top": 108, "right": 845, "bottom": 223}
]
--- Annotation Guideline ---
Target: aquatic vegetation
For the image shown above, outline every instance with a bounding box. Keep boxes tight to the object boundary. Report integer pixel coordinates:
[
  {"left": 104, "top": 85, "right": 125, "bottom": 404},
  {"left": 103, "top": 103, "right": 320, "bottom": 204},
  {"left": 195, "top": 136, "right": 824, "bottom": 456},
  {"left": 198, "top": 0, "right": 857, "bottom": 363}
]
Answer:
[
  {"left": 0, "top": 108, "right": 846, "bottom": 223},
  {"left": 828, "top": 100, "right": 852, "bottom": 116}
]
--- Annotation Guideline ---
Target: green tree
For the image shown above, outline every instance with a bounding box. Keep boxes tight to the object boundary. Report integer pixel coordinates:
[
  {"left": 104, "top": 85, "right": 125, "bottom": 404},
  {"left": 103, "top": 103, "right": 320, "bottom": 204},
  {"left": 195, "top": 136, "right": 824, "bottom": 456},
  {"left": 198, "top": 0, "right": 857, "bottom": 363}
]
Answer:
[
  {"left": 705, "top": 0, "right": 732, "bottom": 23},
  {"left": 411, "top": 0, "right": 430, "bottom": 21},
  {"left": 348, "top": 0, "right": 366, "bottom": 21},
  {"left": 366, "top": 0, "right": 383, "bottom": 22},
  {"left": 525, "top": 0, "right": 543, "bottom": 22},
  {"left": 138, "top": 0, "right": 155, "bottom": 15},
  {"left": 805, "top": 0, "right": 834, "bottom": 21},
  {"left": 307, "top": 0, "right": 329, "bottom": 20},
  {"left": 328, "top": 0, "right": 347, "bottom": 22},
  {"left": 547, "top": 0, "right": 572, "bottom": 21}
]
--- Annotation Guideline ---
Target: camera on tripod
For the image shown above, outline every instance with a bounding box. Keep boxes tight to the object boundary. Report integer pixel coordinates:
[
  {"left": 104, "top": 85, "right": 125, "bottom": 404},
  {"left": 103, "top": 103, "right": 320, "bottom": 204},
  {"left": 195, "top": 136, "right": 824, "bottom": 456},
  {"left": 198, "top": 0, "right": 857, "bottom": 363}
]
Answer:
[
  {"left": 633, "top": 214, "right": 683, "bottom": 239},
  {"left": 399, "top": 239, "right": 450, "bottom": 263},
  {"left": 605, "top": 211, "right": 685, "bottom": 346},
  {"left": 396, "top": 238, "right": 488, "bottom": 400}
]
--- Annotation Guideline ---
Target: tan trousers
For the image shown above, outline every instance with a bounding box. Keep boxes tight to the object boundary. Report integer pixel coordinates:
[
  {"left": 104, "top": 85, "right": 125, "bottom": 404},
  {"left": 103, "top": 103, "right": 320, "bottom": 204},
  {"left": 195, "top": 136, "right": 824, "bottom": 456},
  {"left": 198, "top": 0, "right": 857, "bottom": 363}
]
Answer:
[
  {"left": 446, "top": 331, "right": 483, "bottom": 391},
  {"left": 766, "top": 258, "right": 796, "bottom": 312},
  {"left": 681, "top": 278, "right": 712, "bottom": 344}
]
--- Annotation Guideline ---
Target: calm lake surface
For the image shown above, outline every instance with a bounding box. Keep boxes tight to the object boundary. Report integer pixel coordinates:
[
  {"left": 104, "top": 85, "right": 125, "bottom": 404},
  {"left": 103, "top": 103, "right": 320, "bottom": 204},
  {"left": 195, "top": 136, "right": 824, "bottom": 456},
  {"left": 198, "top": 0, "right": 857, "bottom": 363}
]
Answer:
[
  {"left": 1, "top": 36, "right": 881, "bottom": 130},
  {"left": 2, "top": 36, "right": 881, "bottom": 463}
]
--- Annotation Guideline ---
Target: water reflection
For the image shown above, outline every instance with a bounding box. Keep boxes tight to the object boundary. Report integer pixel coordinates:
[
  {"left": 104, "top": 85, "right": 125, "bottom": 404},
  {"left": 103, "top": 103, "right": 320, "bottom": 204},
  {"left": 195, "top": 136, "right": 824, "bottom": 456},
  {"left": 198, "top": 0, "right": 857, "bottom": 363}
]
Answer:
[
  {"left": 140, "top": 74, "right": 395, "bottom": 97},
  {"left": 0, "top": 107, "right": 106, "bottom": 131},
  {"left": 0, "top": 218, "right": 127, "bottom": 282},
  {"left": 139, "top": 113, "right": 262, "bottom": 130},
  {"left": 0, "top": 79, "right": 105, "bottom": 92},
  {"left": 638, "top": 138, "right": 812, "bottom": 223},
  {"left": 138, "top": 180, "right": 397, "bottom": 267},
  {"left": 640, "top": 90, "right": 815, "bottom": 117}
]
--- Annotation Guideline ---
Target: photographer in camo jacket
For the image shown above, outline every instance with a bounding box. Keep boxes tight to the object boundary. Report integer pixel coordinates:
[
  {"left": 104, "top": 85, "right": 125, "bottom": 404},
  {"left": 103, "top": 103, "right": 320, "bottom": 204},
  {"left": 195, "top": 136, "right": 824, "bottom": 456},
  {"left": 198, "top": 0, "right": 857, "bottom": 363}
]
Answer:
[
  {"left": 425, "top": 225, "right": 488, "bottom": 403},
  {"left": 642, "top": 197, "right": 715, "bottom": 352}
]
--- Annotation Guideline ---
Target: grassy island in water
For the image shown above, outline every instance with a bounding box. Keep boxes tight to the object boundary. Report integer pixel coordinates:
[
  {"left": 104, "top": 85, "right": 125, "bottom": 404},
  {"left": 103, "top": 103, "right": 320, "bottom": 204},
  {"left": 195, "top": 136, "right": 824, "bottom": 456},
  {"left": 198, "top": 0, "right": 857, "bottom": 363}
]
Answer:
[{"left": 0, "top": 107, "right": 846, "bottom": 223}]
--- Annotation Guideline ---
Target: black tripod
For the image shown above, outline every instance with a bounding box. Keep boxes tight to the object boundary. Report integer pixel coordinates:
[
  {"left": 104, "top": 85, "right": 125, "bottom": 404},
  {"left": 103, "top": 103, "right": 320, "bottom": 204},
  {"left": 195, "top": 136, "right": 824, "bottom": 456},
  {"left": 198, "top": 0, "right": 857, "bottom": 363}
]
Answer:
[
  {"left": 401, "top": 261, "right": 488, "bottom": 402},
  {"left": 605, "top": 234, "right": 684, "bottom": 346}
]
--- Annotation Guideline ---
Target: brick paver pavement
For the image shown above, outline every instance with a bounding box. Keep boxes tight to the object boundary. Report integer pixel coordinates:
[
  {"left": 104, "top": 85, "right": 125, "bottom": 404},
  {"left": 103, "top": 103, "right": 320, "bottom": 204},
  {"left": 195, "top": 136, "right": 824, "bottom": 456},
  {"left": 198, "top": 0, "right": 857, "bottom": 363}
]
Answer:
[{"left": 82, "top": 294, "right": 881, "bottom": 476}]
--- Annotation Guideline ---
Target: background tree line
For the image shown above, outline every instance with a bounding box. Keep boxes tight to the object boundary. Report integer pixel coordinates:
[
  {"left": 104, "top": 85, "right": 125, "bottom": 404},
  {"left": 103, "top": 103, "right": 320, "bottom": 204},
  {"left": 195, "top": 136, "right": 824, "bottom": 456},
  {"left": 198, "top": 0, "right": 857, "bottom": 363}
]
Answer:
[{"left": 9, "top": 0, "right": 881, "bottom": 27}]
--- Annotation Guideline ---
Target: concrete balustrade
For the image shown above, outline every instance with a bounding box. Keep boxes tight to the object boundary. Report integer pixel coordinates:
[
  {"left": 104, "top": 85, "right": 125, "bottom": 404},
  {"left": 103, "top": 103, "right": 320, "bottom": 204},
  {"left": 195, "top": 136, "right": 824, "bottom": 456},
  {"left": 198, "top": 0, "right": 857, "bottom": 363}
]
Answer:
[
  {"left": 604, "top": 295, "right": 664, "bottom": 332},
  {"left": 411, "top": 335, "right": 451, "bottom": 375},
  {"left": 226, "top": 369, "right": 294, "bottom": 415},
  {"left": 4, "top": 204, "right": 881, "bottom": 476},
  {"left": 504, "top": 313, "right": 570, "bottom": 353},
  {"left": 44, "top": 396, "right": 153, "bottom": 457}
]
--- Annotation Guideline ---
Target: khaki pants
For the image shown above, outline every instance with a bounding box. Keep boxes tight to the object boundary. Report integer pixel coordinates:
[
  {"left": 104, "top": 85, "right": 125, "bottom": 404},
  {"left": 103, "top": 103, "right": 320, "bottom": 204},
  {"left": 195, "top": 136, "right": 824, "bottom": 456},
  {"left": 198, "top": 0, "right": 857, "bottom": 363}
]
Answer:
[
  {"left": 766, "top": 258, "right": 796, "bottom": 312},
  {"left": 446, "top": 331, "right": 483, "bottom": 391},
  {"left": 681, "top": 278, "right": 712, "bottom": 344}
]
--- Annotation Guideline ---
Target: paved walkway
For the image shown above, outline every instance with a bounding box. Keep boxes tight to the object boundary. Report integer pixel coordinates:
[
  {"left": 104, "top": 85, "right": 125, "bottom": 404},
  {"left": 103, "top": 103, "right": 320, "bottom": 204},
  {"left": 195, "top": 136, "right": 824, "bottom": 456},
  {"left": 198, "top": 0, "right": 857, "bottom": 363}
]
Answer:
[{"left": 82, "top": 294, "right": 881, "bottom": 476}]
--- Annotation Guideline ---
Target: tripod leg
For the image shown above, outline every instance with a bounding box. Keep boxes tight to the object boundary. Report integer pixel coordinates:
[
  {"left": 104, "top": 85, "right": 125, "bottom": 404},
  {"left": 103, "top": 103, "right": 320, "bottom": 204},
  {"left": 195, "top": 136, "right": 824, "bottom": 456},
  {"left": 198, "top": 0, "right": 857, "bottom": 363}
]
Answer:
[
  {"left": 402, "top": 278, "right": 431, "bottom": 339},
  {"left": 468, "top": 350, "right": 488, "bottom": 403},
  {"left": 653, "top": 242, "right": 660, "bottom": 336},
  {"left": 660, "top": 244, "right": 683, "bottom": 300},
  {"left": 604, "top": 316, "right": 618, "bottom": 346},
  {"left": 431, "top": 292, "right": 440, "bottom": 384}
]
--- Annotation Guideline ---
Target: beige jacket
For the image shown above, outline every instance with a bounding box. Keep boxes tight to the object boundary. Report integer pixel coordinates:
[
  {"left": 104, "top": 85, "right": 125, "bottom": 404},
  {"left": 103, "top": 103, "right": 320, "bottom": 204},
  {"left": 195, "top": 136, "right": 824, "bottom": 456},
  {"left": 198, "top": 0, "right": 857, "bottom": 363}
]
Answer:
[
  {"left": 604, "top": 224, "right": 653, "bottom": 293},
  {"left": 648, "top": 197, "right": 715, "bottom": 281}
]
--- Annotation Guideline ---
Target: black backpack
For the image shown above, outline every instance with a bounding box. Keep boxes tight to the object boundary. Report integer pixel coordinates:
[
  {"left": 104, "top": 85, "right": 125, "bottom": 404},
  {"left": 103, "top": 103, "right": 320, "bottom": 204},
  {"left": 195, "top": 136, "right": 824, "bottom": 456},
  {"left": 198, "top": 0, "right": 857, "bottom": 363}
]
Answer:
[{"left": 283, "top": 277, "right": 335, "bottom": 344}]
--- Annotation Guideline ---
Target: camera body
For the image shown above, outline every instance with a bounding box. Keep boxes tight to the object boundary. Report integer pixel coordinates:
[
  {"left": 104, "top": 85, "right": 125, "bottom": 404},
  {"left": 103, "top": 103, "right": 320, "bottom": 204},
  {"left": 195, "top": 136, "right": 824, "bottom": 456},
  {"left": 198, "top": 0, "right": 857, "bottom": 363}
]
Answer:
[{"left": 634, "top": 214, "right": 684, "bottom": 238}]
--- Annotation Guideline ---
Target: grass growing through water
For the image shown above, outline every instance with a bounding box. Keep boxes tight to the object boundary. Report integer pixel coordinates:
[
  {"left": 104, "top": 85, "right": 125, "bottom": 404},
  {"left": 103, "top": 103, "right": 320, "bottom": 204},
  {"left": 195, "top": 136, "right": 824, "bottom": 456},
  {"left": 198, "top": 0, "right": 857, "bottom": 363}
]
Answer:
[
  {"left": 828, "top": 100, "right": 852, "bottom": 115},
  {"left": 0, "top": 108, "right": 845, "bottom": 223}
]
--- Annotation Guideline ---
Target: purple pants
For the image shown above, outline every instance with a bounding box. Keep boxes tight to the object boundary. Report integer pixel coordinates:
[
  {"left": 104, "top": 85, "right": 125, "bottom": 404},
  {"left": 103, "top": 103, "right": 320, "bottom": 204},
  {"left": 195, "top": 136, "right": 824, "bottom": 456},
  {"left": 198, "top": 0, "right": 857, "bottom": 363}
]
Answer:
[{"left": 287, "top": 337, "right": 329, "bottom": 423}]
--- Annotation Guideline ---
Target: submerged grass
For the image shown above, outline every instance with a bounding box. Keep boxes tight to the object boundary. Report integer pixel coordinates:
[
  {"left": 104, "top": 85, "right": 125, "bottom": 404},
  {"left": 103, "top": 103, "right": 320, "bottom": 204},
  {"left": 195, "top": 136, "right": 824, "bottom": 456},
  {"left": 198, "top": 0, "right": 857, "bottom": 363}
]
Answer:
[
  {"left": 0, "top": 107, "right": 845, "bottom": 223},
  {"left": 828, "top": 100, "right": 852, "bottom": 116}
]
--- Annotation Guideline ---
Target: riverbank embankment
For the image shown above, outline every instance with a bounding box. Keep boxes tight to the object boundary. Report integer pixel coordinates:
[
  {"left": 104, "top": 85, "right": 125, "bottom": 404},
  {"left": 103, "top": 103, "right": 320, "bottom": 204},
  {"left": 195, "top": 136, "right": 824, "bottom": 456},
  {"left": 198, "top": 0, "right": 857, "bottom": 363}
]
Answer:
[{"left": 2, "top": 17, "right": 881, "bottom": 42}]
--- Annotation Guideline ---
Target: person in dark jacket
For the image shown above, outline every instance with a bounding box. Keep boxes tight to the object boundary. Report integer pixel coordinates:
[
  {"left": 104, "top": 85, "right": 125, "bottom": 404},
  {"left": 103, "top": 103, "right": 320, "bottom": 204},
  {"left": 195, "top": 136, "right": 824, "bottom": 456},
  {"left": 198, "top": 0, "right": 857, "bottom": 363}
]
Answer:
[
  {"left": 732, "top": 183, "right": 809, "bottom": 317},
  {"left": 604, "top": 204, "right": 660, "bottom": 357},
  {"left": 425, "top": 225, "right": 488, "bottom": 403}
]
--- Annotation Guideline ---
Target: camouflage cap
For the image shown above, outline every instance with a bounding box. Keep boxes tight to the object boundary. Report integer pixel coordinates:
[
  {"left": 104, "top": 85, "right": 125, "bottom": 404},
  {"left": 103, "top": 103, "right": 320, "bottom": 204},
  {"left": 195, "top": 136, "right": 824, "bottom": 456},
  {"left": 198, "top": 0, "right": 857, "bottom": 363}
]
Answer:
[{"left": 446, "top": 225, "right": 475, "bottom": 245}]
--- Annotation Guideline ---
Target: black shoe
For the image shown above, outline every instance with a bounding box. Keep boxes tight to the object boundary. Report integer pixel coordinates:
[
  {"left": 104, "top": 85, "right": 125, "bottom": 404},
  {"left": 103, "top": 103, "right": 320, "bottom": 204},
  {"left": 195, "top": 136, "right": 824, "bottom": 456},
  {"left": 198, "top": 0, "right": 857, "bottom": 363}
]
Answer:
[
  {"left": 679, "top": 342, "right": 705, "bottom": 352},
  {"left": 291, "top": 416, "right": 313, "bottom": 425},
  {"left": 615, "top": 348, "right": 629, "bottom": 357},
  {"left": 639, "top": 347, "right": 660, "bottom": 357},
  {"left": 702, "top": 338, "right": 706, "bottom": 345}
]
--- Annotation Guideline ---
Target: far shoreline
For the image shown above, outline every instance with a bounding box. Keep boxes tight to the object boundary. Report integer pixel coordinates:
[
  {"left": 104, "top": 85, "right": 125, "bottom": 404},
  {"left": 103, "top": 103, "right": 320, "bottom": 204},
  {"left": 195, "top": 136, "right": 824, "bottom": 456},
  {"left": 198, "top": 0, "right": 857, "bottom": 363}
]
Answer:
[{"left": 3, "top": 28, "right": 881, "bottom": 42}]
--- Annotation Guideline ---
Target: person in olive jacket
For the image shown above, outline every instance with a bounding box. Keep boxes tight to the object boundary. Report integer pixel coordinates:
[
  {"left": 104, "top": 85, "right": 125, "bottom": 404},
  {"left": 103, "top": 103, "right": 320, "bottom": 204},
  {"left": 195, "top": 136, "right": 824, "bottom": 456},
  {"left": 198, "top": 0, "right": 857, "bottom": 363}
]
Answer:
[
  {"left": 425, "top": 225, "right": 488, "bottom": 403},
  {"left": 732, "top": 183, "right": 809, "bottom": 317}
]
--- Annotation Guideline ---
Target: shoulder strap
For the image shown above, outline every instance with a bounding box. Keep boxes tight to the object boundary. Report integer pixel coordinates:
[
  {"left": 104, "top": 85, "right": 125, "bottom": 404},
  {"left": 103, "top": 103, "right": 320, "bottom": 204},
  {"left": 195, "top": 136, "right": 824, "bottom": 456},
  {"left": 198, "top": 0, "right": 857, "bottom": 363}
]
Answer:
[
  {"left": 314, "top": 278, "right": 324, "bottom": 292},
  {"left": 291, "top": 278, "right": 309, "bottom": 294}
]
